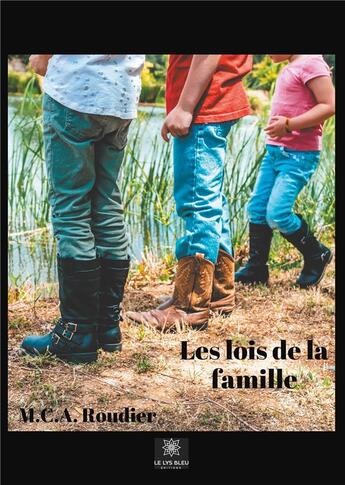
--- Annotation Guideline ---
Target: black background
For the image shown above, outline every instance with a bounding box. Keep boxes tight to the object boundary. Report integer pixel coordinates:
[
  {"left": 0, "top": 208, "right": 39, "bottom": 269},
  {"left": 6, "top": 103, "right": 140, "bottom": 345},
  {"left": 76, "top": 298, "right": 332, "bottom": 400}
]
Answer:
[{"left": 1, "top": 1, "right": 343, "bottom": 484}]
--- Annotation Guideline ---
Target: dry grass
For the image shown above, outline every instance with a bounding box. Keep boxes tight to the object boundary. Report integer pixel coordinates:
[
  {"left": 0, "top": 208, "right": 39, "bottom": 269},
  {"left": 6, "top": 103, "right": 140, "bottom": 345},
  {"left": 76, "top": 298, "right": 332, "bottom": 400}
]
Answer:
[{"left": 8, "top": 260, "right": 335, "bottom": 432}]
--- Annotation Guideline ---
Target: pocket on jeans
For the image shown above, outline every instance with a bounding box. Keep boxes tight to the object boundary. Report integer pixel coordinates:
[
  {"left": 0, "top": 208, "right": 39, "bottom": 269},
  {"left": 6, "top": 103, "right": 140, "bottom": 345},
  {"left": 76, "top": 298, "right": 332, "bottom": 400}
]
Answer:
[
  {"left": 109, "top": 119, "right": 132, "bottom": 151},
  {"left": 298, "top": 155, "right": 320, "bottom": 185},
  {"left": 215, "top": 121, "right": 235, "bottom": 138},
  {"left": 298, "top": 152, "right": 320, "bottom": 172},
  {"left": 65, "top": 108, "right": 104, "bottom": 139}
]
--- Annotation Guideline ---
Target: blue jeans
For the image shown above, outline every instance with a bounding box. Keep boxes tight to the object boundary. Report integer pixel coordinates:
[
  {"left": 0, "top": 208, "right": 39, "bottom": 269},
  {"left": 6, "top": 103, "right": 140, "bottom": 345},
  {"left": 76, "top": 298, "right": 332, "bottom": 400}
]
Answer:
[
  {"left": 173, "top": 121, "right": 236, "bottom": 264},
  {"left": 247, "top": 144, "right": 320, "bottom": 234},
  {"left": 43, "top": 94, "right": 131, "bottom": 260}
]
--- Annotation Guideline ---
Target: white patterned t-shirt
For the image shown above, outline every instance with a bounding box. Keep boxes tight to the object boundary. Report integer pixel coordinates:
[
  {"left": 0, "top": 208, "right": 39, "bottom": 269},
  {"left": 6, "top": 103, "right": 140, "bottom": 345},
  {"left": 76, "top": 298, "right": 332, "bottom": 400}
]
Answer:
[{"left": 43, "top": 54, "right": 145, "bottom": 119}]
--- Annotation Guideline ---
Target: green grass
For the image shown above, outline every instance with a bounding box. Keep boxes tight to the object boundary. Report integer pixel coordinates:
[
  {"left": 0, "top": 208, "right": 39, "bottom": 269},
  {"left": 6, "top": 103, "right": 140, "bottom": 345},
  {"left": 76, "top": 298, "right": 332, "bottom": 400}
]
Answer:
[
  {"left": 133, "top": 352, "right": 154, "bottom": 373},
  {"left": 21, "top": 351, "right": 60, "bottom": 368}
]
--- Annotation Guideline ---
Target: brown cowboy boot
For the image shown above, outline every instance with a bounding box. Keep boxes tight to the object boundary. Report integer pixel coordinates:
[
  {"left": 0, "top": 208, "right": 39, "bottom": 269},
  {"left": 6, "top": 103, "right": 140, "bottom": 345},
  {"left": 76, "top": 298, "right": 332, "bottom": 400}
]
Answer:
[
  {"left": 157, "top": 249, "right": 235, "bottom": 316},
  {"left": 125, "top": 254, "right": 214, "bottom": 332},
  {"left": 210, "top": 249, "right": 235, "bottom": 315}
]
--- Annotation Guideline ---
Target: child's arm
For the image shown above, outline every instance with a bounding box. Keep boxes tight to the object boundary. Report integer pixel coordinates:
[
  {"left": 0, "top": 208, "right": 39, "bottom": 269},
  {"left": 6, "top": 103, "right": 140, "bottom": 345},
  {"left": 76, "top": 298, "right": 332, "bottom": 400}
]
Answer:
[
  {"left": 29, "top": 55, "right": 53, "bottom": 76},
  {"left": 265, "top": 75, "right": 335, "bottom": 138},
  {"left": 161, "top": 55, "right": 221, "bottom": 141}
]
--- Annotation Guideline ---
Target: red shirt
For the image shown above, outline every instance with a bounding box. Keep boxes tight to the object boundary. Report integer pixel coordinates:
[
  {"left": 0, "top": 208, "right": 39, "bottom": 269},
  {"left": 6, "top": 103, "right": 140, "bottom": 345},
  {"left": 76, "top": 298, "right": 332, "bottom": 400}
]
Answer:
[{"left": 166, "top": 55, "right": 253, "bottom": 124}]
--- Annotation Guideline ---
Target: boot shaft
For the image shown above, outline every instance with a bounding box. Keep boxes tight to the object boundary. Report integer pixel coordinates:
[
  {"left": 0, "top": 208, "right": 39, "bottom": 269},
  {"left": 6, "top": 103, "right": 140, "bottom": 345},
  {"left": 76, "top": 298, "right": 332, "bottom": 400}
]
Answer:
[
  {"left": 248, "top": 223, "right": 273, "bottom": 266},
  {"left": 173, "top": 254, "right": 215, "bottom": 313},
  {"left": 235, "top": 223, "right": 272, "bottom": 285},
  {"left": 157, "top": 250, "right": 235, "bottom": 313},
  {"left": 57, "top": 257, "right": 100, "bottom": 324},
  {"left": 99, "top": 258, "right": 130, "bottom": 307},
  {"left": 281, "top": 216, "right": 326, "bottom": 259},
  {"left": 98, "top": 257, "right": 130, "bottom": 351},
  {"left": 212, "top": 249, "right": 235, "bottom": 302}
]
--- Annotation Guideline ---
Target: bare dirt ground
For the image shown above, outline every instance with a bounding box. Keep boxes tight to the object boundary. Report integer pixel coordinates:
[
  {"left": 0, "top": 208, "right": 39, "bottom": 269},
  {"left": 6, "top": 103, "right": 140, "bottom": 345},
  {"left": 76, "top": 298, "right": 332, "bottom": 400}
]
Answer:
[{"left": 8, "top": 262, "right": 335, "bottom": 432}]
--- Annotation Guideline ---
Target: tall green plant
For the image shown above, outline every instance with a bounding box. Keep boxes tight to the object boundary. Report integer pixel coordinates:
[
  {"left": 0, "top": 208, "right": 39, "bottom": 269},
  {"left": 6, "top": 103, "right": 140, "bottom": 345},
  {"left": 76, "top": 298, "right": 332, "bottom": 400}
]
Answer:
[{"left": 9, "top": 79, "right": 47, "bottom": 233}]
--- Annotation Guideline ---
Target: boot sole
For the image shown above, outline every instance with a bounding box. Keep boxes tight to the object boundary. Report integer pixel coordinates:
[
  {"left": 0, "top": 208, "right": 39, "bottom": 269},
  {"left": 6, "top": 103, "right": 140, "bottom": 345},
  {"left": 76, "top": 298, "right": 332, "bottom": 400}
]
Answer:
[
  {"left": 62, "top": 352, "right": 98, "bottom": 364},
  {"left": 298, "top": 251, "right": 333, "bottom": 289},
  {"left": 20, "top": 348, "right": 98, "bottom": 364},
  {"left": 101, "top": 342, "right": 122, "bottom": 353},
  {"left": 126, "top": 313, "right": 209, "bottom": 332}
]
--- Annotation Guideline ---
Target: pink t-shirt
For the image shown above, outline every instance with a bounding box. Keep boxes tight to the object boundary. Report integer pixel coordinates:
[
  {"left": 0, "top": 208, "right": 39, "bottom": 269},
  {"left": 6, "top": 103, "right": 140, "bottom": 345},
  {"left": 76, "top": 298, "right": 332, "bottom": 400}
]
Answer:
[{"left": 267, "top": 55, "right": 332, "bottom": 151}]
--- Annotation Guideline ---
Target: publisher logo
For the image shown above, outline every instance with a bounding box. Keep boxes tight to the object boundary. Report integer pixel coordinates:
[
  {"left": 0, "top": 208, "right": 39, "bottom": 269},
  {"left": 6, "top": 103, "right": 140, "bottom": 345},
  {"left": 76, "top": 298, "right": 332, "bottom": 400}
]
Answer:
[{"left": 154, "top": 438, "right": 189, "bottom": 469}]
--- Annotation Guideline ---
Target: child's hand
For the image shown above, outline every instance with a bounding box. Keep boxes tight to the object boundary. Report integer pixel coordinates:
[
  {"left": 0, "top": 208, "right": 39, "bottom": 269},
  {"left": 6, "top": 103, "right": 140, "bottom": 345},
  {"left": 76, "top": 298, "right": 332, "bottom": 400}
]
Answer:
[
  {"left": 264, "top": 115, "right": 288, "bottom": 139},
  {"left": 161, "top": 106, "right": 193, "bottom": 142},
  {"left": 29, "top": 55, "right": 52, "bottom": 76}
]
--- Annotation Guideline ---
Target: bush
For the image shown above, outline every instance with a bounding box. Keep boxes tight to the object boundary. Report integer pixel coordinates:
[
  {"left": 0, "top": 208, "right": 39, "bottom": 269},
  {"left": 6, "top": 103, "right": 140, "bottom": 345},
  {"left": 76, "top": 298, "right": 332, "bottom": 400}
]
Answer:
[
  {"left": 146, "top": 55, "right": 168, "bottom": 83},
  {"left": 140, "top": 61, "right": 165, "bottom": 103},
  {"left": 8, "top": 70, "right": 41, "bottom": 94},
  {"left": 8, "top": 54, "right": 30, "bottom": 65},
  {"left": 140, "top": 83, "right": 163, "bottom": 103},
  {"left": 8, "top": 70, "right": 20, "bottom": 93},
  {"left": 245, "top": 56, "right": 286, "bottom": 92}
]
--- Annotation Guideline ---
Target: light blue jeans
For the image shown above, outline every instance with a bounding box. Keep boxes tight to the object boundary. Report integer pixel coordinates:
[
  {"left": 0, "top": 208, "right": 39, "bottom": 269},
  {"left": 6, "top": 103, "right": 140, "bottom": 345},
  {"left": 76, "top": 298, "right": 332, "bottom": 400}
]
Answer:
[
  {"left": 173, "top": 121, "right": 237, "bottom": 264},
  {"left": 247, "top": 144, "right": 320, "bottom": 234}
]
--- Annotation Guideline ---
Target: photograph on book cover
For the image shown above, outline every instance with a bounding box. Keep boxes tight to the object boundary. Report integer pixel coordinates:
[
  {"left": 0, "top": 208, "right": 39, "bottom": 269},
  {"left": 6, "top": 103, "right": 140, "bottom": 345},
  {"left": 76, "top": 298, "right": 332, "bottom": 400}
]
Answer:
[{"left": 7, "top": 54, "right": 335, "bottom": 433}]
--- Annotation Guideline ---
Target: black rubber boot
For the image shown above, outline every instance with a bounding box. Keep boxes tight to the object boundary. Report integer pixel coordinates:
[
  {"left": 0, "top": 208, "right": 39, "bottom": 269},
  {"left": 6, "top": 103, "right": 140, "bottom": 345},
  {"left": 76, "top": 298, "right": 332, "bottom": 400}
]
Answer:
[
  {"left": 21, "top": 258, "right": 100, "bottom": 363},
  {"left": 281, "top": 215, "right": 333, "bottom": 288},
  {"left": 235, "top": 223, "right": 273, "bottom": 285},
  {"left": 98, "top": 258, "right": 130, "bottom": 352}
]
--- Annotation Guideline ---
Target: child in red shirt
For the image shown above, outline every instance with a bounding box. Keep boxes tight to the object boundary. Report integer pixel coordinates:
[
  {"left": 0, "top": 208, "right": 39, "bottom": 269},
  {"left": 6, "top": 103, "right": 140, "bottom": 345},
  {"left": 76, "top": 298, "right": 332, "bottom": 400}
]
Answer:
[{"left": 127, "top": 55, "right": 252, "bottom": 331}]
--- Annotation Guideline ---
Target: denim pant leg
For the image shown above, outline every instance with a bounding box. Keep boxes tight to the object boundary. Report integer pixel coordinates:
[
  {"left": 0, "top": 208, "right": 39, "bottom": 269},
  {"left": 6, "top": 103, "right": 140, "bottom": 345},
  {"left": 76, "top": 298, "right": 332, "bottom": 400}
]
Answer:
[
  {"left": 43, "top": 94, "right": 103, "bottom": 260},
  {"left": 266, "top": 148, "right": 320, "bottom": 234},
  {"left": 91, "top": 119, "right": 131, "bottom": 260},
  {"left": 247, "top": 147, "right": 277, "bottom": 224},
  {"left": 219, "top": 193, "right": 233, "bottom": 255},
  {"left": 218, "top": 120, "right": 237, "bottom": 256},
  {"left": 173, "top": 122, "right": 231, "bottom": 264}
]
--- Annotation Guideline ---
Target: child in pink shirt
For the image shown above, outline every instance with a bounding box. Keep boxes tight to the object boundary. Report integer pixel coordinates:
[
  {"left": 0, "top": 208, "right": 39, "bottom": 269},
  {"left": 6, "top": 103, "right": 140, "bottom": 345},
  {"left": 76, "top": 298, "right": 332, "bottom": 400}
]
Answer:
[{"left": 236, "top": 55, "right": 335, "bottom": 288}]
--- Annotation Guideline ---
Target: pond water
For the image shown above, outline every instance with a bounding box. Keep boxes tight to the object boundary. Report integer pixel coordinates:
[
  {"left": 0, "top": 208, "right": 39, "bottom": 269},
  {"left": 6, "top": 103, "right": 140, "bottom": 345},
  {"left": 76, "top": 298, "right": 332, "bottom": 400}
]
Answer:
[{"left": 7, "top": 95, "right": 266, "bottom": 286}]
